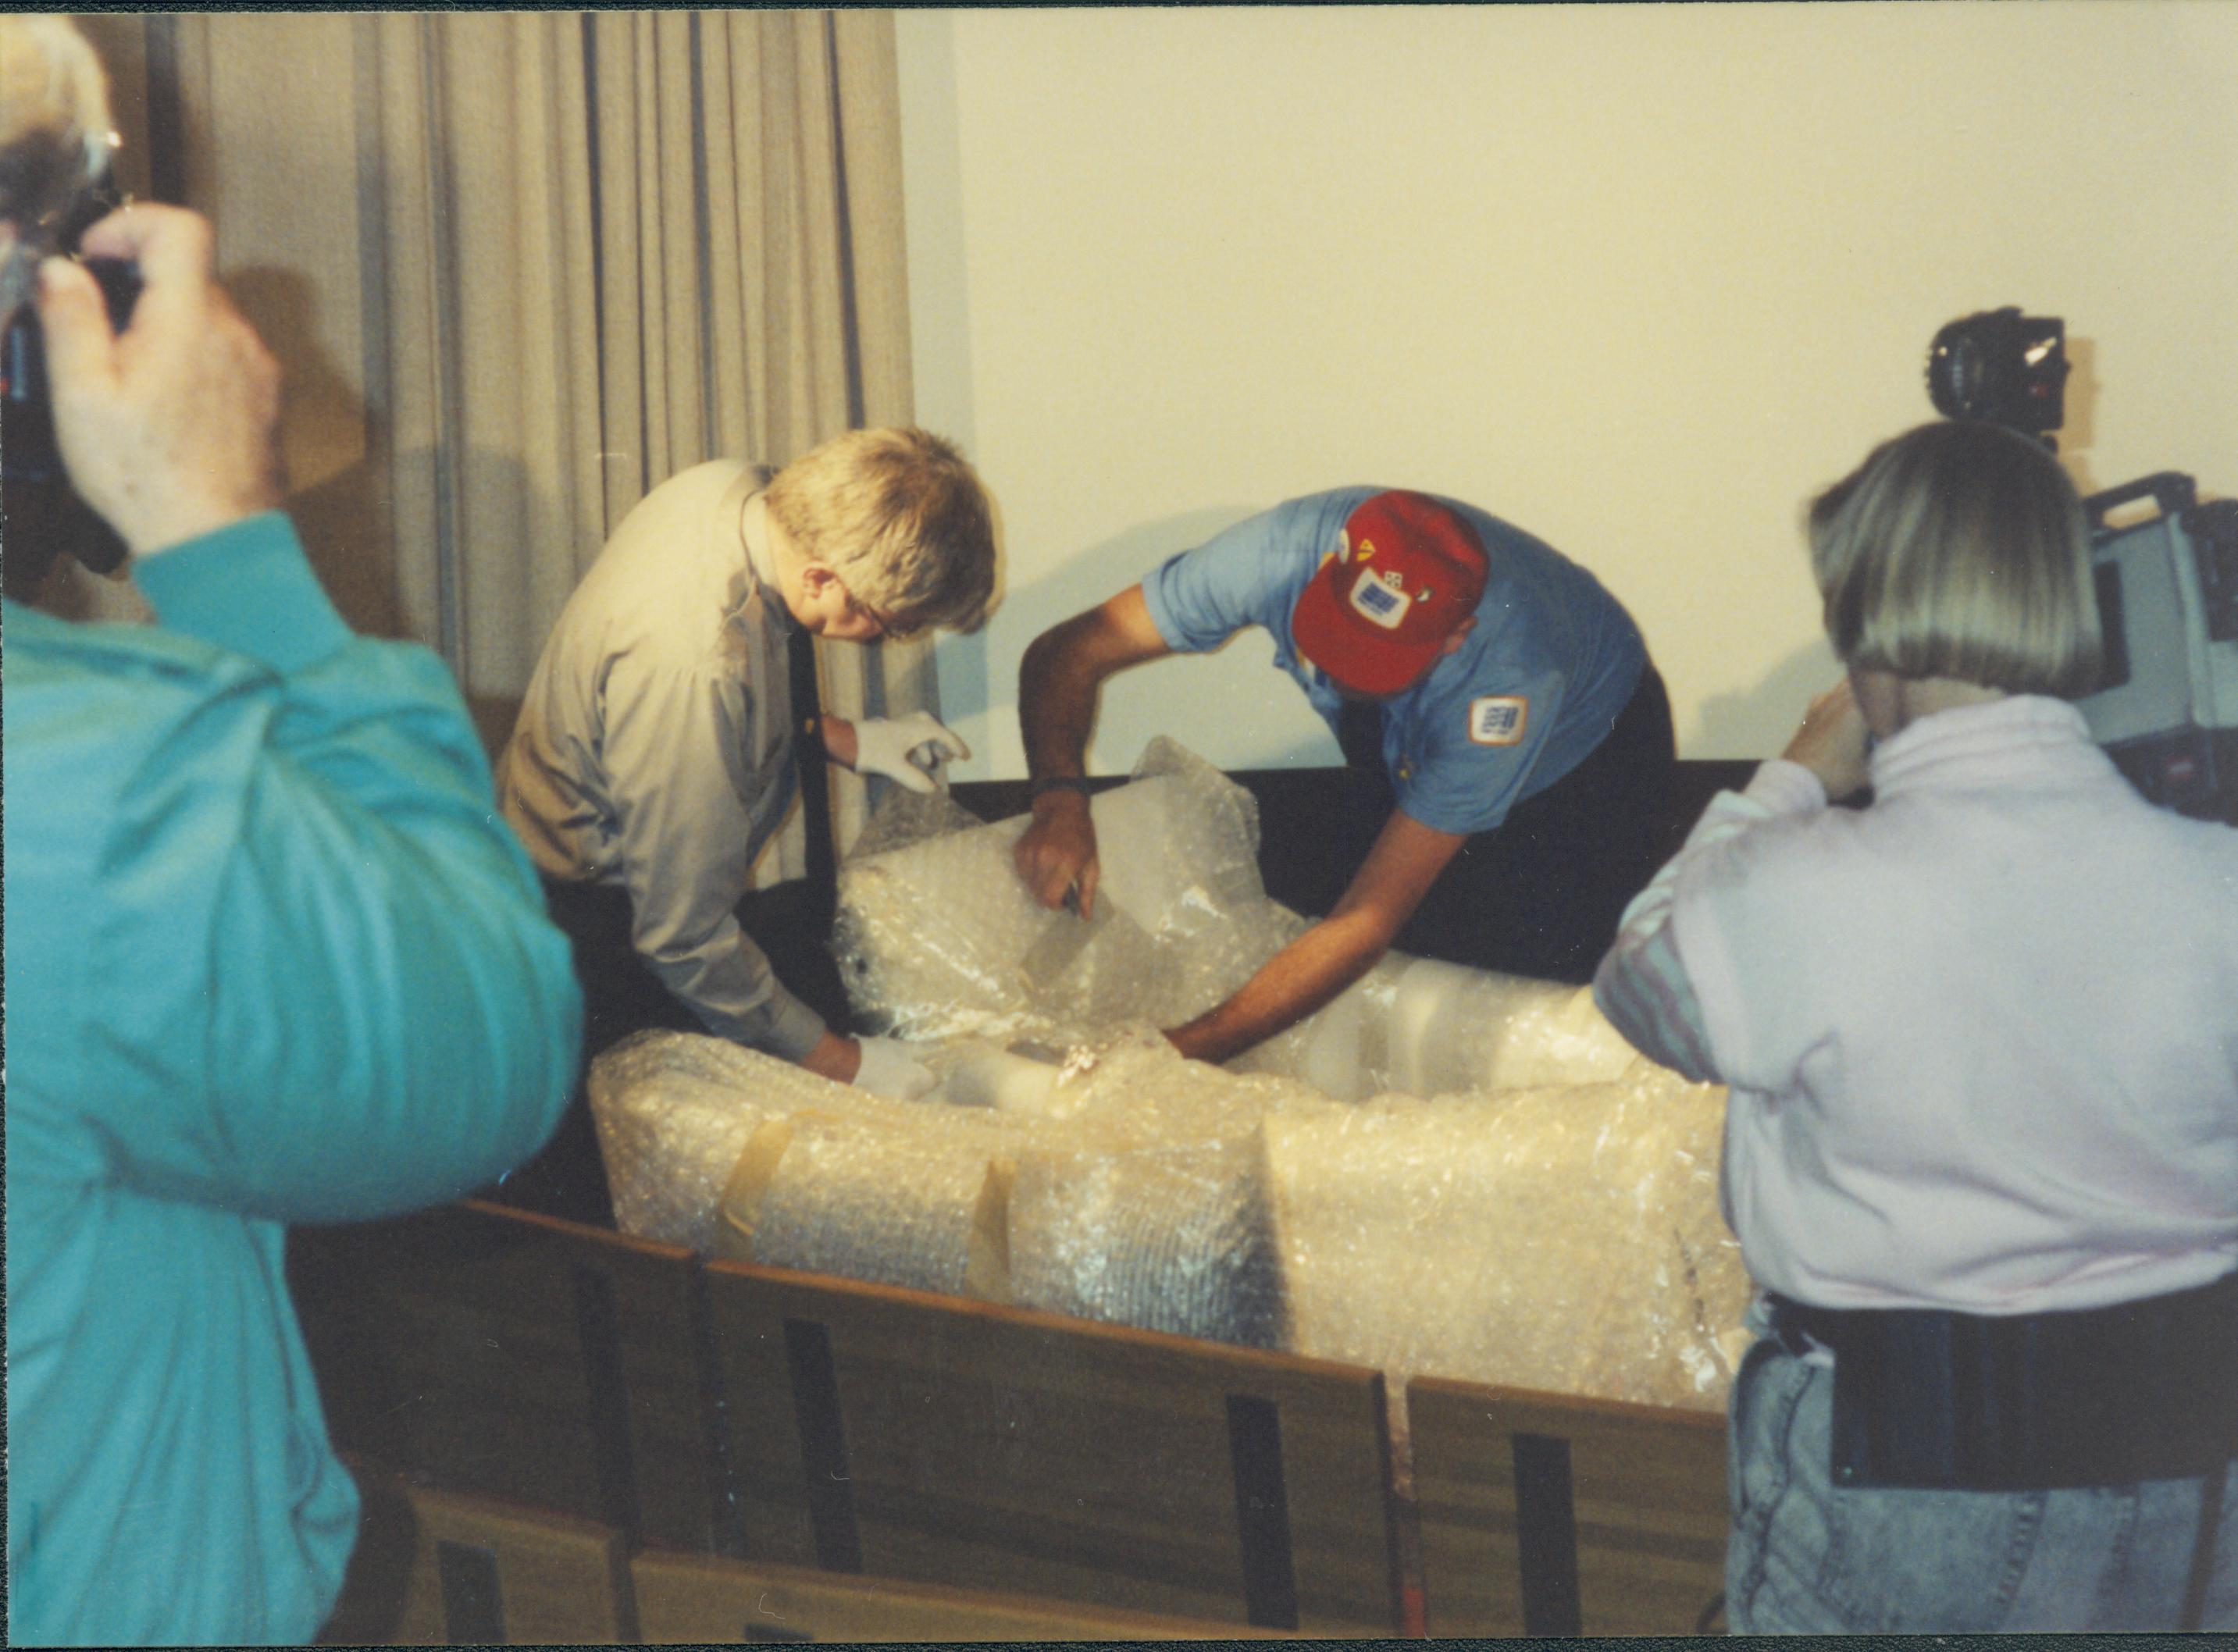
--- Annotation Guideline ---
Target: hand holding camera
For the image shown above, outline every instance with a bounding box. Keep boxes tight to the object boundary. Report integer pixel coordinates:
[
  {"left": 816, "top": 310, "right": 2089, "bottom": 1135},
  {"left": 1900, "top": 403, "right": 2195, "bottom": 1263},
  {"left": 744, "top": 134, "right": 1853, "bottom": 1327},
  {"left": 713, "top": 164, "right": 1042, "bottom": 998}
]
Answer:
[{"left": 34, "top": 204, "right": 284, "bottom": 558}]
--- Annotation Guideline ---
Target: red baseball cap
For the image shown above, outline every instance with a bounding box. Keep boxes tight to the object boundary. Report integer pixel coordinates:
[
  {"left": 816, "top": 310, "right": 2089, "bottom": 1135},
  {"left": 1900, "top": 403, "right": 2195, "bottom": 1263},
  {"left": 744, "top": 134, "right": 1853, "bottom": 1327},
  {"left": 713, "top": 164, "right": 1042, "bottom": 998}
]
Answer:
[{"left": 1291, "top": 491, "right": 1489, "bottom": 696}]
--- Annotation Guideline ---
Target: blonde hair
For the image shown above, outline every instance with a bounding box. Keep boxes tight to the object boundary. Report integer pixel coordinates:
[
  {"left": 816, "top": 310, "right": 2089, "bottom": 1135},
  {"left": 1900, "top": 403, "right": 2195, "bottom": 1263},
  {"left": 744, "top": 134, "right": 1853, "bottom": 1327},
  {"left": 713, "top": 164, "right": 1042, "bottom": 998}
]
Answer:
[
  {"left": 1809, "top": 419, "right": 2101, "bottom": 699},
  {"left": 763, "top": 426, "right": 996, "bottom": 632}
]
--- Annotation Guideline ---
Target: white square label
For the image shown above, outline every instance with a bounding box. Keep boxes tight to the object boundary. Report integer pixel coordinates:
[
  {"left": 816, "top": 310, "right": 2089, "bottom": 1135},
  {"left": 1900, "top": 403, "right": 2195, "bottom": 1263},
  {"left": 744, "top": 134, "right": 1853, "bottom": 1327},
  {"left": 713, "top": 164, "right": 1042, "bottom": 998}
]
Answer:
[
  {"left": 1469, "top": 696, "right": 1528, "bottom": 746},
  {"left": 1349, "top": 569, "right": 1409, "bottom": 631}
]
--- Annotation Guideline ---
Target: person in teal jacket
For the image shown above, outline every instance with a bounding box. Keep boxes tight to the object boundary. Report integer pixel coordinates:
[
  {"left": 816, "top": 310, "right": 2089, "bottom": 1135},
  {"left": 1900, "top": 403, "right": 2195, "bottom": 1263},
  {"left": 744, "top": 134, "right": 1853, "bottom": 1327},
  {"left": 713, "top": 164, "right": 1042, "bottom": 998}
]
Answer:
[{"left": 2, "top": 37, "right": 583, "bottom": 1643}]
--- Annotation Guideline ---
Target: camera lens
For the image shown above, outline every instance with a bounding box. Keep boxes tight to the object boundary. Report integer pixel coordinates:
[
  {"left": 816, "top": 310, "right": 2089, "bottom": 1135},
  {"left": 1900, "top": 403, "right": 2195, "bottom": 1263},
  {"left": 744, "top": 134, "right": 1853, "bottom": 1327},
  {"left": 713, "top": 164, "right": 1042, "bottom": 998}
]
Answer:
[{"left": 1926, "top": 308, "right": 2068, "bottom": 436}]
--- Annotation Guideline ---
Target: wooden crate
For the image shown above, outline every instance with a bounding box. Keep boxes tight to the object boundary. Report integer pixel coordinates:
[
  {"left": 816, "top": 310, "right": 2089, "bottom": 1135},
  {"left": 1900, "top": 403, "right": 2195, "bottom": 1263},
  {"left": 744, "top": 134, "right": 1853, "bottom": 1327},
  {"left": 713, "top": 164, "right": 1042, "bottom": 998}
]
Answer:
[
  {"left": 1410, "top": 1376, "right": 1728, "bottom": 1636},
  {"left": 298, "top": 1199, "right": 1748, "bottom": 1641},
  {"left": 289, "top": 1200, "right": 725, "bottom": 1552},
  {"left": 631, "top": 1546, "right": 1300, "bottom": 1642},
  {"left": 321, "top": 1466, "right": 634, "bottom": 1645},
  {"left": 703, "top": 1255, "right": 1399, "bottom": 1635}
]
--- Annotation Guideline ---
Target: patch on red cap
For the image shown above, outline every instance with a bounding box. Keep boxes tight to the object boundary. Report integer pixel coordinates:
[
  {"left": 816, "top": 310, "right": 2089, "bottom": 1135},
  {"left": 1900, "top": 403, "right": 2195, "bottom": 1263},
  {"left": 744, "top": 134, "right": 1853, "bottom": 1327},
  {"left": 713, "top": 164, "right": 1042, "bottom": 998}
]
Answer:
[{"left": 1292, "top": 491, "right": 1489, "bottom": 696}]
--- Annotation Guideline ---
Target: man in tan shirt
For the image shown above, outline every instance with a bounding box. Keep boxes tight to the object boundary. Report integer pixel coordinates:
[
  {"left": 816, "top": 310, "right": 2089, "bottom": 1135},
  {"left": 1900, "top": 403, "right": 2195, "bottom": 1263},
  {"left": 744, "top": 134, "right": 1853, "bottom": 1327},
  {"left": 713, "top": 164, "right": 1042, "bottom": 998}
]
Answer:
[{"left": 498, "top": 426, "right": 997, "bottom": 1219}]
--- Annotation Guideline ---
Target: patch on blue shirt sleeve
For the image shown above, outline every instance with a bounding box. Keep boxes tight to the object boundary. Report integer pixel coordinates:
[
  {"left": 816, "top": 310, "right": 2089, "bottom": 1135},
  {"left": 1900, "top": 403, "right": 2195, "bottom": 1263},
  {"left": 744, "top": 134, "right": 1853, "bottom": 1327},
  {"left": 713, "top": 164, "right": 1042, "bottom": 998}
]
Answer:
[{"left": 1468, "top": 695, "right": 1529, "bottom": 746}]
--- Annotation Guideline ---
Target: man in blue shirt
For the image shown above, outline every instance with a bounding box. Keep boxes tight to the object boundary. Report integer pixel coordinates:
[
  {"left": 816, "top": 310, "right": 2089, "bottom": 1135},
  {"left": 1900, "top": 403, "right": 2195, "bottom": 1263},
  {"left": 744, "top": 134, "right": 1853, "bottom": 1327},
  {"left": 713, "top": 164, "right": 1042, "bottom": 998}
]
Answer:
[{"left": 1016, "top": 487, "right": 1673, "bottom": 1063}]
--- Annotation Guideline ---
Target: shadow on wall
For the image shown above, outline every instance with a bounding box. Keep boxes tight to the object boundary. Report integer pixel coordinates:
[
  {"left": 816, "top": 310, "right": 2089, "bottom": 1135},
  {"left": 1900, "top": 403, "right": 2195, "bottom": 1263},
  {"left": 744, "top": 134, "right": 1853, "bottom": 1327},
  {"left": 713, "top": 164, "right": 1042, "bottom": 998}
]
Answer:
[
  {"left": 1688, "top": 636, "right": 1844, "bottom": 760},
  {"left": 223, "top": 267, "right": 401, "bottom": 642},
  {"left": 2059, "top": 335, "right": 2101, "bottom": 496},
  {"left": 224, "top": 267, "right": 551, "bottom": 767},
  {"left": 944, "top": 503, "right": 1264, "bottom": 733},
  {"left": 1009, "top": 504, "right": 1263, "bottom": 636}
]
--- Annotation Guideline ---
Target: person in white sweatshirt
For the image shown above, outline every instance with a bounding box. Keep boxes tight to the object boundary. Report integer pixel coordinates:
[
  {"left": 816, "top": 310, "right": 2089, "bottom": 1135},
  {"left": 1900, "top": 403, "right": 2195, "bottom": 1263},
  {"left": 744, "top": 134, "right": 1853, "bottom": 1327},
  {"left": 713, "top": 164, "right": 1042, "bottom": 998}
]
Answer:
[{"left": 1595, "top": 418, "right": 2238, "bottom": 1634}]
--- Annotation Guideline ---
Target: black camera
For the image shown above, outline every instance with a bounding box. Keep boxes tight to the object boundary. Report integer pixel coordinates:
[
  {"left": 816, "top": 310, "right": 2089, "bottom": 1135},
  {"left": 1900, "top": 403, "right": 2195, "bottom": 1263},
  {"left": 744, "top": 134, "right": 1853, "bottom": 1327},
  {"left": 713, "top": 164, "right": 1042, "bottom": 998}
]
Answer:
[
  {"left": 1928, "top": 308, "right": 2238, "bottom": 824},
  {"left": 2, "top": 172, "right": 141, "bottom": 589},
  {"left": 1925, "top": 308, "right": 2069, "bottom": 446}
]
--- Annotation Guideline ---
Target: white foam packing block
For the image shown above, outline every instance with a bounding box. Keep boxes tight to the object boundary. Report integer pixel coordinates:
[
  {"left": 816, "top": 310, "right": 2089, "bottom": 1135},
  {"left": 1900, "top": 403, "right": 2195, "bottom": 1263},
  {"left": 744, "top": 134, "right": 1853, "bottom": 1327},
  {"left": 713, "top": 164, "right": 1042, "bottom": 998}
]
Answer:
[
  {"left": 1262, "top": 1065, "right": 1752, "bottom": 1419},
  {"left": 926, "top": 1041, "right": 1067, "bottom": 1115},
  {"left": 1227, "top": 950, "right": 1409, "bottom": 1103},
  {"left": 587, "top": 1031, "right": 864, "bottom": 1252},
  {"left": 717, "top": 1103, "right": 1035, "bottom": 1302},
  {"left": 1381, "top": 961, "right": 1644, "bottom": 1094}
]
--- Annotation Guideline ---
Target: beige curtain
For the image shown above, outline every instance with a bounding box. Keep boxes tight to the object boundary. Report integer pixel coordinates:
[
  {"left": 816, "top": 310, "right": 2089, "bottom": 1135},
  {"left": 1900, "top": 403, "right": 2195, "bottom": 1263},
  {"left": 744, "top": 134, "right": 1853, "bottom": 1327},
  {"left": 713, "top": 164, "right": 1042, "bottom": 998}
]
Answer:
[{"left": 95, "top": 9, "right": 924, "bottom": 873}]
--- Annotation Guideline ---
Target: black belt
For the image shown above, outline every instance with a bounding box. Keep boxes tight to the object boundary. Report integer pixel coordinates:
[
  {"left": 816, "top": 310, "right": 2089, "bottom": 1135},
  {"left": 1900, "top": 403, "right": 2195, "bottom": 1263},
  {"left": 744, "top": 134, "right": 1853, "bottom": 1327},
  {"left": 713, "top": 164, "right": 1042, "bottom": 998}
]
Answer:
[{"left": 1767, "top": 1270, "right": 2238, "bottom": 1490}]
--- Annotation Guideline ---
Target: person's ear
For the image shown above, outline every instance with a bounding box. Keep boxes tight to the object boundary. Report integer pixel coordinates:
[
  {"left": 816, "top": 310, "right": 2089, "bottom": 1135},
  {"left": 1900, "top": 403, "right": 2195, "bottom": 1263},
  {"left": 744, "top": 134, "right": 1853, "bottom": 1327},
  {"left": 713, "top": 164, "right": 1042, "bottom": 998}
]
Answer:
[
  {"left": 798, "top": 562, "right": 853, "bottom": 612},
  {"left": 1439, "top": 615, "right": 1477, "bottom": 657}
]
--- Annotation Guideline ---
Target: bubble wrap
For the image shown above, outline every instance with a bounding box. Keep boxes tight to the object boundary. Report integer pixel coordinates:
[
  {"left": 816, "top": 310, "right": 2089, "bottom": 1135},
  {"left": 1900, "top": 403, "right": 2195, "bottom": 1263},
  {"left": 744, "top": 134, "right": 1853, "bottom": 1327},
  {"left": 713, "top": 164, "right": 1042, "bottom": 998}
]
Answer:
[
  {"left": 988, "top": 1030, "right": 1319, "bottom": 1348},
  {"left": 1235, "top": 957, "right": 1645, "bottom": 1102},
  {"left": 587, "top": 1031, "right": 861, "bottom": 1252},
  {"left": 1263, "top": 1063, "right": 1752, "bottom": 1417},
  {"left": 590, "top": 739, "right": 1749, "bottom": 1445},
  {"left": 715, "top": 1102, "right": 1034, "bottom": 1302},
  {"left": 1007, "top": 1131, "right": 1284, "bottom": 1348},
  {"left": 833, "top": 737, "right": 1286, "bottom": 1045}
]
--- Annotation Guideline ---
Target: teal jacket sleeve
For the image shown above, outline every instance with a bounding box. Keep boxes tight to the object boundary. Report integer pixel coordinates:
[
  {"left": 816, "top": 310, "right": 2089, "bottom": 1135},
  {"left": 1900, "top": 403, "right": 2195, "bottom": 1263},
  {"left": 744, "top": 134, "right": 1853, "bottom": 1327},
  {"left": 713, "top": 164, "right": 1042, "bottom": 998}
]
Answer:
[{"left": 88, "top": 514, "right": 583, "bottom": 1223}]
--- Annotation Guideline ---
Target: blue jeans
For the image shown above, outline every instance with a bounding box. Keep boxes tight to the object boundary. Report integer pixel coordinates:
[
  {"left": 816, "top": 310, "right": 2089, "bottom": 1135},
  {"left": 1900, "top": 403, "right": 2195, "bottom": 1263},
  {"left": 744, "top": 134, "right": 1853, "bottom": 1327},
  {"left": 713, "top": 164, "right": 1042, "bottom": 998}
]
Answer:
[{"left": 1726, "top": 1316, "right": 2237, "bottom": 1632}]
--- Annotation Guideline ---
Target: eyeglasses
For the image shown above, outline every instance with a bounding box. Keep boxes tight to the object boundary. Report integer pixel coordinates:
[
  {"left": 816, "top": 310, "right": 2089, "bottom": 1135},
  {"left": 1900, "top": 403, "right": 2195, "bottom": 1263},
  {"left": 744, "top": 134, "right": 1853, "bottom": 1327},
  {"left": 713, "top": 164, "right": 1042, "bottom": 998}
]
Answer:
[{"left": 850, "top": 593, "right": 924, "bottom": 642}]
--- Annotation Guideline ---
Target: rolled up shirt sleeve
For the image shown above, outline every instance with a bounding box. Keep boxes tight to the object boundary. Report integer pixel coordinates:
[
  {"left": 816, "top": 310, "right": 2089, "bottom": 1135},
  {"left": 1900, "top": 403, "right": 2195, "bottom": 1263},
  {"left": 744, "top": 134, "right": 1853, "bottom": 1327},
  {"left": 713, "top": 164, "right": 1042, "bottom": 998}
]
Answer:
[
  {"left": 1141, "top": 494, "right": 1335, "bottom": 655},
  {"left": 597, "top": 650, "right": 828, "bottom": 1059}
]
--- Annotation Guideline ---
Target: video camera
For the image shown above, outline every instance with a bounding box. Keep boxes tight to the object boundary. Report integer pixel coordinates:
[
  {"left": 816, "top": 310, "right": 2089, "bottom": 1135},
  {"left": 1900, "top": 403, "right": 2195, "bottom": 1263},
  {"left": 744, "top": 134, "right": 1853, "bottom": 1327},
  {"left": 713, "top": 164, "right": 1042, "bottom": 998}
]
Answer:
[
  {"left": 1927, "top": 309, "right": 2238, "bottom": 824},
  {"left": 1, "top": 146, "right": 141, "bottom": 593}
]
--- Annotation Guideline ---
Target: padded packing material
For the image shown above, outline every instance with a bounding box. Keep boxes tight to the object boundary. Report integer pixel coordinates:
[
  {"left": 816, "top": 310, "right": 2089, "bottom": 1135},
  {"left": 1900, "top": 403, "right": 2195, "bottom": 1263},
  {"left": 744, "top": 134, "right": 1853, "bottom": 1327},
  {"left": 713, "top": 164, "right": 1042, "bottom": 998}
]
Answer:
[
  {"left": 587, "top": 1031, "right": 854, "bottom": 1253},
  {"left": 993, "top": 1030, "right": 1310, "bottom": 1349},
  {"left": 595, "top": 739, "right": 1746, "bottom": 1444},
  {"left": 837, "top": 738, "right": 1645, "bottom": 1103},
  {"left": 832, "top": 738, "right": 1295, "bottom": 1049},
  {"left": 1263, "top": 1063, "right": 1752, "bottom": 1419},
  {"left": 1233, "top": 958, "right": 1647, "bottom": 1102},
  {"left": 714, "top": 1102, "right": 1030, "bottom": 1303},
  {"left": 1005, "top": 1130, "right": 1284, "bottom": 1348}
]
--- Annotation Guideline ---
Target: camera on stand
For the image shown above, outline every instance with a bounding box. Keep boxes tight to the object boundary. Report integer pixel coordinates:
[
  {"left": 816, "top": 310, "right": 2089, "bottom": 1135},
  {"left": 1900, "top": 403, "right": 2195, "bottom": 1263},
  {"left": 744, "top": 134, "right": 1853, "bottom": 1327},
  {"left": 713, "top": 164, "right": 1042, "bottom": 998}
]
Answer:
[
  {"left": 1927, "top": 308, "right": 2070, "bottom": 447},
  {"left": 1927, "top": 308, "right": 2238, "bottom": 824}
]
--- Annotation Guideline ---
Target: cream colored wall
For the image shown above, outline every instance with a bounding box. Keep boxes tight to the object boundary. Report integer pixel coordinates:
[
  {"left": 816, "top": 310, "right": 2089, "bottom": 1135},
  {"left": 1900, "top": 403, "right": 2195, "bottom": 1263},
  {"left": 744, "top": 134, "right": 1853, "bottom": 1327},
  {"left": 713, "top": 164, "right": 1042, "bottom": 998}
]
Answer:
[{"left": 897, "top": 2, "right": 2238, "bottom": 776}]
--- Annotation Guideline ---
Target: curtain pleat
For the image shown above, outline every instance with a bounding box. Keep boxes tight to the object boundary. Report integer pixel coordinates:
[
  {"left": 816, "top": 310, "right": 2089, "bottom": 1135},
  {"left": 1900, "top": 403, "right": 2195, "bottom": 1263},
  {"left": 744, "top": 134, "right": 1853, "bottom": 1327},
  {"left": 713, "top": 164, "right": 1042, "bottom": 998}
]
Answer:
[{"left": 137, "top": 9, "right": 922, "bottom": 870}]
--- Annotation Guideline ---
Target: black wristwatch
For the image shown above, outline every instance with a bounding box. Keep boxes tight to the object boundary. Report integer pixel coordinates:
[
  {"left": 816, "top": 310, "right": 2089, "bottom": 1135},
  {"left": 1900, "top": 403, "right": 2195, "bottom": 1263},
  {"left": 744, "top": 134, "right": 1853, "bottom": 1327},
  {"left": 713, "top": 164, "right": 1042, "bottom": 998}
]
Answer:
[{"left": 1028, "top": 774, "right": 1095, "bottom": 799}]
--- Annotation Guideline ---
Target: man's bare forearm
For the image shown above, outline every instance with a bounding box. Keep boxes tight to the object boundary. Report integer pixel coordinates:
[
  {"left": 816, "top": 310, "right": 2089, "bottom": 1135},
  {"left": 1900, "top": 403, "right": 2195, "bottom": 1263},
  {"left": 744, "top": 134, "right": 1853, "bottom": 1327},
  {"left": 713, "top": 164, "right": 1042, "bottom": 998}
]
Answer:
[
  {"left": 1167, "top": 806, "right": 1467, "bottom": 1065},
  {"left": 1019, "top": 614, "right": 1108, "bottom": 780},
  {"left": 1165, "top": 905, "right": 1396, "bottom": 1065},
  {"left": 1018, "top": 586, "right": 1172, "bottom": 781}
]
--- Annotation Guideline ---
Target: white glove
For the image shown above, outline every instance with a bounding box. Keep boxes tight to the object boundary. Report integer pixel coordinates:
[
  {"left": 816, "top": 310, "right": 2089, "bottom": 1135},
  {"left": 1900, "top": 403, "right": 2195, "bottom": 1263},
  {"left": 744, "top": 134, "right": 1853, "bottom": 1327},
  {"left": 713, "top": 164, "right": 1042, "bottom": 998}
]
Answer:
[
  {"left": 850, "top": 712, "right": 968, "bottom": 794},
  {"left": 852, "top": 1034, "right": 935, "bottom": 1100}
]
